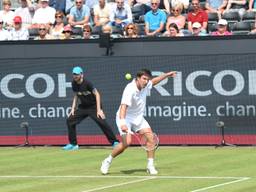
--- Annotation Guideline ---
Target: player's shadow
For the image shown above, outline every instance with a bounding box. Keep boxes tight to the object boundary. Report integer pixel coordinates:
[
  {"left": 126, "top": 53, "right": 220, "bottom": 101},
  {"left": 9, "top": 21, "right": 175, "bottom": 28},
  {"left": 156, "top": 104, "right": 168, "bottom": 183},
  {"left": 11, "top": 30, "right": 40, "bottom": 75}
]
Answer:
[{"left": 121, "top": 169, "right": 147, "bottom": 174}]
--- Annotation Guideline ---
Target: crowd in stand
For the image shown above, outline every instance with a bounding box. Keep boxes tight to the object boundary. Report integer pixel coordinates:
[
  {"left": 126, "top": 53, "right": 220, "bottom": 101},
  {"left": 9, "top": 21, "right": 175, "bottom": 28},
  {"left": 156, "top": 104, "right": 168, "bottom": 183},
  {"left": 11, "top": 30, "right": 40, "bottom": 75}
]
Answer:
[{"left": 0, "top": 0, "right": 256, "bottom": 40}]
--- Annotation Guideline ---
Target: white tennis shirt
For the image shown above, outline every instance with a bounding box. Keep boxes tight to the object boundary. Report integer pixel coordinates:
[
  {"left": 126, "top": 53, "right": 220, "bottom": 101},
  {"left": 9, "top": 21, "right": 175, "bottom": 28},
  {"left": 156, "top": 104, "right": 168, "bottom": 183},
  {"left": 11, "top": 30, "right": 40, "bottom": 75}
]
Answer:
[{"left": 117, "top": 79, "right": 153, "bottom": 125}]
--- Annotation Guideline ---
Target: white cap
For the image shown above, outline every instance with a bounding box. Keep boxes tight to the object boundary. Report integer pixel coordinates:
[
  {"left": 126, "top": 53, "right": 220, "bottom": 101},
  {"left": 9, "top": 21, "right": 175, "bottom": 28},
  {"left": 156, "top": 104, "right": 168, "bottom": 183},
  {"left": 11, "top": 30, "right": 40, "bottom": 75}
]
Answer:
[
  {"left": 192, "top": 22, "right": 201, "bottom": 29},
  {"left": 218, "top": 19, "right": 228, "bottom": 25},
  {"left": 41, "top": 0, "right": 49, "bottom": 2}
]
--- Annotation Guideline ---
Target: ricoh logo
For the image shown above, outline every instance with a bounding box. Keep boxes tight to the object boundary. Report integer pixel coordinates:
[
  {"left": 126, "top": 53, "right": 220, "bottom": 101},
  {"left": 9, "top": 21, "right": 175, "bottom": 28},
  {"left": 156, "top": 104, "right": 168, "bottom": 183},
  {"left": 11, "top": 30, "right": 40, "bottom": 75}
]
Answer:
[
  {"left": 152, "top": 70, "right": 256, "bottom": 96},
  {"left": 0, "top": 70, "right": 255, "bottom": 99}
]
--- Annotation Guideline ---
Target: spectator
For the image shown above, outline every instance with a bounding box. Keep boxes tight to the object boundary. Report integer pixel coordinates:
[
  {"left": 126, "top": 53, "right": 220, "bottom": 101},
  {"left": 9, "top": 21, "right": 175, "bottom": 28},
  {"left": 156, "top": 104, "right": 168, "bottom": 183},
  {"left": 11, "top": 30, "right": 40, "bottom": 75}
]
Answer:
[
  {"left": 62, "top": 24, "right": 73, "bottom": 39},
  {"left": 32, "top": 0, "right": 56, "bottom": 27},
  {"left": 131, "top": 0, "right": 151, "bottom": 15},
  {"left": 163, "top": 22, "right": 184, "bottom": 37},
  {"left": 14, "top": 0, "right": 35, "bottom": 29},
  {"left": 50, "top": 11, "right": 65, "bottom": 39},
  {"left": 225, "top": 0, "right": 247, "bottom": 18},
  {"left": 0, "top": 18, "right": 9, "bottom": 40},
  {"left": 82, "top": 24, "right": 93, "bottom": 39},
  {"left": 192, "top": 22, "right": 208, "bottom": 36},
  {"left": 109, "top": 0, "right": 133, "bottom": 29},
  {"left": 166, "top": 3, "right": 186, "bottom": 30},
  {"left": 170, "top": 0, "right": 189, "bottom": 10},
  {"left": 211, "top": 19, "right": 232, "bottom": 36},
  {"left": 0, "top": 0, "right": 15, "bottom": 29},
  {"left": 205, "top": 0, "right": 227, "bottom": 16},
  {"left": 93, "top": 0, "right": 111, "bottom": 34},
  {"left": 144, "top": 0, "right": 167, "bottom": 36},
  {"left": 187, "top": 0, "right": 208, "bottom": 32},
  {"left": 34, "top": 23, "right": 53, "bottom": 40},
  {"left": 124, "top": 23, "right": 138, "bottom": 37},
  {"left": 9, "top": 16, "right": 29, "bottom": 40},
  {"left": 68, "top": 0, "right": 90, "bottom": 28}
]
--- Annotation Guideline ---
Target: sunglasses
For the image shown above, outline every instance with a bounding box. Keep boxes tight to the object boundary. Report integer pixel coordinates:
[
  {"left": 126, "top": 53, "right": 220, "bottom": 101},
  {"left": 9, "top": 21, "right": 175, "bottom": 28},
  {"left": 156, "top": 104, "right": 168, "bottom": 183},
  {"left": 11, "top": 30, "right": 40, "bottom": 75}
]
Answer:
[
  {"left": 39, "top": 28, "right": 46, "bottom": 31},
  {"left": 0, "top": 22, "right": 3, "bottom": 24},
  {"left": 192, "top": 3, "right": 199, "bottom": 5},
  {"left": 151, "top": 3, "right": 158, "bottom": 5},
  {"left": 76, "top": 1, "right": 82, "bottom": 4},
  {"left": 64, "top": 31, "right": 71, "bottom": 33},
  {"left": 83, "top": 30, "right": 91, "bottom": 32},
  {"left": 55, "top": 15, "right": 63, "bottom": 18},
  {"left": 117, "top": 1, "right": 124, "bottom": 4},
  {"left": 127, "top": 27, "right": 134, "bottom": 30},
  {"left": 172, "top": 9, "right": 179, "bottom": 12}
]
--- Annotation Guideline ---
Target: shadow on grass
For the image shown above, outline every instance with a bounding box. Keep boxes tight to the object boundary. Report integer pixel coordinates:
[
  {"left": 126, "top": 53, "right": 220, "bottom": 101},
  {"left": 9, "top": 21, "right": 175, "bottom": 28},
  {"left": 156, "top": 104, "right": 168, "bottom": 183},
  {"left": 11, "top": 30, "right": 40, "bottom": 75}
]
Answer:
[{"left": 121, "top": 169, "right": 147, "bottom": 174}]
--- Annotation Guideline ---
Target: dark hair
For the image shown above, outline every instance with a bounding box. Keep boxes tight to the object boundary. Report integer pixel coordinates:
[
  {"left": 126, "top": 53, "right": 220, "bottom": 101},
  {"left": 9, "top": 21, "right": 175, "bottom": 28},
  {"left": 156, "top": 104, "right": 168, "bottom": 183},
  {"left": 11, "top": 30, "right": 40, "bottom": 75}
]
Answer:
[
  {"left": 136, "top": 69, "right": 152, "bottom": 78},
  {"left": 169, "top": 23, "right": 179, "bottom": 33}
]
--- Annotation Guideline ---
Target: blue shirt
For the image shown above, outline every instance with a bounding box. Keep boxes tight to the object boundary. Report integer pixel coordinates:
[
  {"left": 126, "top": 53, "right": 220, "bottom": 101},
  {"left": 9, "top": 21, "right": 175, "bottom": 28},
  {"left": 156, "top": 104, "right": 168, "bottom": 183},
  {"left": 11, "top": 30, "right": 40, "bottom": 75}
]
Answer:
[
  {"left": 145, "top": 9, "right": 166, "bottom": 31},
  {"left": 207, "top": 0, "right": 223, "bottom": 9},
  {"left": 70, "top": 5, "right": 90, "bottom": 22}
]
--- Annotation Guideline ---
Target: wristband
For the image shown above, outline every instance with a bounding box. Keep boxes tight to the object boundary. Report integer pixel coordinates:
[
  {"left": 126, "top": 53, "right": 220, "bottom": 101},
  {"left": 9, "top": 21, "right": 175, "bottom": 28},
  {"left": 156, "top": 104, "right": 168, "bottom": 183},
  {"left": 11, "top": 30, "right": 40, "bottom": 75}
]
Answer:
[{"left": 119, "top": 119, "right": 126, "bottom": 126}]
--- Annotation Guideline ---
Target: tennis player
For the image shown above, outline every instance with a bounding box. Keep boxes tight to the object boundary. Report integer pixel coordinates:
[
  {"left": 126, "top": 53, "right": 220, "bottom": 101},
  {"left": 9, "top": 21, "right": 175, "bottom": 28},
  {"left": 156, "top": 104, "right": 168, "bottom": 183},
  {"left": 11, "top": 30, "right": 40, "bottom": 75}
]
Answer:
[
  {"left": 101, "top": 69, "right": 176, "bottom": 174},
  {"left": 63, "top": 66, "right": 119, "bottom": 150}
]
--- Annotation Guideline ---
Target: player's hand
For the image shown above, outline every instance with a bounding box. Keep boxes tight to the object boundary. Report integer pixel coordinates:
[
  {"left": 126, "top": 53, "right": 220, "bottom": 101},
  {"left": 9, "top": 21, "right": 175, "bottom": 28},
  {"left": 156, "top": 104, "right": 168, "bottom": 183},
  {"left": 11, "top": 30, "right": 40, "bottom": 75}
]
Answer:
[
  {"left": 121, "top": 125, "right": 128, "bottom": 133},
  {"left": 68, "top": 109, "right": 75, "bottom": 117},
  {"left": 97, "top": 109, "right": 106, "bottom": 119},
  {"left": 167, "top": 71, "right": 177, "bottom": 78}
]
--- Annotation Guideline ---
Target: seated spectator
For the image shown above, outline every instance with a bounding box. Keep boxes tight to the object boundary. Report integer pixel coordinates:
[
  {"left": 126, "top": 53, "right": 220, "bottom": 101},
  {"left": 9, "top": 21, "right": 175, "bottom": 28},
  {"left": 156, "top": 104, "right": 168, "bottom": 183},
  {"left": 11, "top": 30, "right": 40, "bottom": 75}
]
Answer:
[
  {"left": 205, "top": 0, "right": 227, "bottom": 16},
  {"left": 0, "top": 18, "right": 9, "bottom": 40},
  {"left": 163, "top": 22, "right": 184, "bottom": 37},
  {"left": 32, "top": 0, "right": 56, "bottom": 28},
  {"left": 166, "top": 3, "right": 186, "bottom": 30},
  {"left": 211, "top": 19, "right": 232, "bottom": 36},
  {"left": 124, "top": 23, "right": 138, "bottom": 37},
  {"left": 93, "top": 0, "right": 112, "bottom": 31},
  {"left": 0, "top": 0, "right": 15, "bottom": 29},
  {"left": 187, "top": 0, "right": 208, "bottom": 33},
  {"left": 34, "top": 24, "right": 54, "bottom": 40},
  {"left": 14, "top": 0, "right": 35, "bottom": 29},
  {"left": 170, "top": 0, "right": 189, "bottom": 10},
  {"left": 62, "top": 25, "right": 73, "bottom": 39},
  {"left": 83, "top": 24, "right": 93, "bottom": 39},
  {"left": 191, "top": 22, "right": 208, "bottom": 36},
  {"left": 249, "top": 0, "right": 256, "bottom": 11},
  {"left": 69, "top": 0, "right": 90, "bottom": 28},
  {"left": 110, "top": 0, "right": 133, "bottom": 30},
  {"left": 50, "top": 11, "right": 65, "bottom": 39},
  {"left": 144, "top": 0, "right": 167, "bottom": 36},
  {"left": 225, "top": 0, "right": 247, "bottom": 18},
  {"left": 9, "top": 16, "right": 29, "bottom": 40}
]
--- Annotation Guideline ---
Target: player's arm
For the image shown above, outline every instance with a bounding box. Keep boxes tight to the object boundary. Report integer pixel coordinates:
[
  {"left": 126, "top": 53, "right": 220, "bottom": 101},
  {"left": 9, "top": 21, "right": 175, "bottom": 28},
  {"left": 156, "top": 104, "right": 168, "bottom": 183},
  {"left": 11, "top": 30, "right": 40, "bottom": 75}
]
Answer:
[
  {"left": 119, "top": 104, "right": 129, "bottom": 133},
  {"left": 151, "top": 71, "right": 176, "bottom": 86},
  {"left": 69, "top": 94, "right": 78, "bottom": 117},
  {"left": 93, "top": 88, "right": 106, "bottom": 119}
]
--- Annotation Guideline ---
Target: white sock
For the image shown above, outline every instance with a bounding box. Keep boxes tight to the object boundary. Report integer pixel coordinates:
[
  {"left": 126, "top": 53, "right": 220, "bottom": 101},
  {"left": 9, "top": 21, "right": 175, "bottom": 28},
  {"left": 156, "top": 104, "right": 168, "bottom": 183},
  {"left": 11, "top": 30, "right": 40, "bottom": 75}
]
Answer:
[
  {"left": 148, "top": 158, "right": 154, "bottom": 166},
  {"left": 106, "top": 155, "right": 113, "bottom": 162}
]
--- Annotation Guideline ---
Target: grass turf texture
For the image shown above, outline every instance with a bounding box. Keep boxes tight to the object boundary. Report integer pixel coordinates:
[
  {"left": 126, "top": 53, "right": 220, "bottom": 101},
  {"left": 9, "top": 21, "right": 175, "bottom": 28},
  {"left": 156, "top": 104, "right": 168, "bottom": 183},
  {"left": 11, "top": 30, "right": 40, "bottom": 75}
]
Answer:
[{"left": 0, "top": 146, "right": 255, "bottom": 192}]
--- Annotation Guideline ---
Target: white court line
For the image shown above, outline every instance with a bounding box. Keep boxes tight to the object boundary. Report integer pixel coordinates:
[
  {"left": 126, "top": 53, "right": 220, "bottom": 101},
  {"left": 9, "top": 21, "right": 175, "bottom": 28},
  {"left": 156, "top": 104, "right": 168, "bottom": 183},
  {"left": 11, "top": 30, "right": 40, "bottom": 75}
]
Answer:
[
  {"left": 190, "top": 177, "right": 251, "bottom": 192},
  {"left": 81, "top": 177, "right": 155, "bottom": 192},
  {"left": 0, "top": 175, "right": 249, "bottom": 180}
]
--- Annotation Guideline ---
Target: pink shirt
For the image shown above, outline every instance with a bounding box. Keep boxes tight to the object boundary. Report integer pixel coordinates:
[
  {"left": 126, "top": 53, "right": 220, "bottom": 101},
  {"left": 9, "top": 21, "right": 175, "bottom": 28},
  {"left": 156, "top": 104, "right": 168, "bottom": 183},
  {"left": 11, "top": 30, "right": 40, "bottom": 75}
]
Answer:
[{"left": 211, "top": 31, "right": 232, "bottom": 36}]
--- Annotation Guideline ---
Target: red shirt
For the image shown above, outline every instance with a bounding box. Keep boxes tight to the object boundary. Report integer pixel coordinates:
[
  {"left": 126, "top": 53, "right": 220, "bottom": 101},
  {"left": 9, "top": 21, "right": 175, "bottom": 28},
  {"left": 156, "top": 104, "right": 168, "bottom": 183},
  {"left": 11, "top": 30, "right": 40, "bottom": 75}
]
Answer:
[{"left": 187, "top": 9, "right": 208, "bottom": 25}]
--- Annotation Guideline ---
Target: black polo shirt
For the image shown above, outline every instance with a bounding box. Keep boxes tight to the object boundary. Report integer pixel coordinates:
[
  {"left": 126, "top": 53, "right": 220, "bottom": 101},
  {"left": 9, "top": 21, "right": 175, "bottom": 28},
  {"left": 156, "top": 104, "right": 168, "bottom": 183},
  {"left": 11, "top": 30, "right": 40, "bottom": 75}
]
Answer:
[{"left": 72, "top": 78, "right": 97, "bottom": 108}]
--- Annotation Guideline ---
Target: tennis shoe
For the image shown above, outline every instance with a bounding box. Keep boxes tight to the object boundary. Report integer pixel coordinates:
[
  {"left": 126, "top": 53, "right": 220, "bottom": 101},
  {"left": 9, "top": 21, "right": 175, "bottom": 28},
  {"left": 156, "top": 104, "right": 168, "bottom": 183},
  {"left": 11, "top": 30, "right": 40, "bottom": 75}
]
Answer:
[
  {"left": 63, "top": 144, "right": 79, "bottom": 150},
  {"left": 147, "top": 165, "right": 158, "bottom": 175},
  {"left": 101, "top": 159, "right": 111, "bottom": 175}
]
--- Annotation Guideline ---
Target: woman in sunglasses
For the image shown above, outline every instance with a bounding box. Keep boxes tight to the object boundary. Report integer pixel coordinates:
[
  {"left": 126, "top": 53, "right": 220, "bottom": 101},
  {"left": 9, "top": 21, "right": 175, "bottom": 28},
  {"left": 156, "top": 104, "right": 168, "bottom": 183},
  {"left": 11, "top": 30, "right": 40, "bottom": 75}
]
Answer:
[
  {"left": 165, "top": 3, "right": 186, "bottom": 31},
  {"left": 124, "top": 23, "right": 138, "bottom": 38},
  {"left": 50, "top": 11, "right": 65, "bottom": 39}
]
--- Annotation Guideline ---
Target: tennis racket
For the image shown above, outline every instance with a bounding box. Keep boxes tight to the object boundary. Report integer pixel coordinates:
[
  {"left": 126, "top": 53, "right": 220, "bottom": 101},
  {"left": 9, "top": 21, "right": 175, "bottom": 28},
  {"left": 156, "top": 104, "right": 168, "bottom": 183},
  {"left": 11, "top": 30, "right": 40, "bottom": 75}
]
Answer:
[{"left": 132, "top": 132, "right": 159, "bottom": 151}]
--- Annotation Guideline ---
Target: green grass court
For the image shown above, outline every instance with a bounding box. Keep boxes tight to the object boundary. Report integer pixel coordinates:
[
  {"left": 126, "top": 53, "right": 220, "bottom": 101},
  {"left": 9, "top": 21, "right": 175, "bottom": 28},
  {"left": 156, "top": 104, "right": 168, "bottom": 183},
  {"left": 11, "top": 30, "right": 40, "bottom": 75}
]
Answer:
[{"left": 0, "top": 146, "right": 255, "bottom": 192}]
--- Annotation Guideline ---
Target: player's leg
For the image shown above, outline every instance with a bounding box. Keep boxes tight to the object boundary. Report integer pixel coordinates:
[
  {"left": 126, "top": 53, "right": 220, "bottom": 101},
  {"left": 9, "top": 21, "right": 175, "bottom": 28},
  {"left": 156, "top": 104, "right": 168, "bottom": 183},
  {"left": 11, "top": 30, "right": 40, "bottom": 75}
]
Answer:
[
  {"left": 89, "top": 108, "right": 119, "bottom": 146},
  {"left": 64, "top": 108, "right": 88, "bottom": 149},
  {"left": 100, "top": 118, "right": 132, "bottom": 174},
  {"left": 136, "top": 119, "right": 158, "bottom": 175}
]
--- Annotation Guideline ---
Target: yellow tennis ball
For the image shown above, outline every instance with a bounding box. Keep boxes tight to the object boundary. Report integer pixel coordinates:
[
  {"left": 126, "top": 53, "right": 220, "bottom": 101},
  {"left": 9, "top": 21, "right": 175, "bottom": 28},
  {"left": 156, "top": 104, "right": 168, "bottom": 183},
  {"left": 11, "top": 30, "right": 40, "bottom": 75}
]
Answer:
[{"left": 125, "top": 73, "right": 132, "bottom": 80}]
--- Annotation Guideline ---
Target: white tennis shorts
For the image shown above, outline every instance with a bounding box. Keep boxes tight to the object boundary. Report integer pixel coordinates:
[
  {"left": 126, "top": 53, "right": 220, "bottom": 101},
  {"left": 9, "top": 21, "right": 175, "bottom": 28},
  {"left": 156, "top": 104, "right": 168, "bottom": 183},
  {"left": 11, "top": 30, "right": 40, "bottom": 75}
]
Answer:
[{"left": 116, "top": 116, "right": 150, "bottom": 135}]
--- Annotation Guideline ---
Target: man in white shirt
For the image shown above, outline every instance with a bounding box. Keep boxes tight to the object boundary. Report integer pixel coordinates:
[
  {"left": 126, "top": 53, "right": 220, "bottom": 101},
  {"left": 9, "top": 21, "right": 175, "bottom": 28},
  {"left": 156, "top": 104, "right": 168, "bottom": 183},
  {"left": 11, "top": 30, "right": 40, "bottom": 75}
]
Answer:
[
  {"left": 101, "top": 69, "right": 176, "bottom": 175},
  {"left": 9, "top": 16, "right": 29, "bottom": 40},
  {"left": 15, "top": 0, "right": 35, "bottom": 29},
  {"left": 32, "top": 0, "right": 56, "bottom": 27}
]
